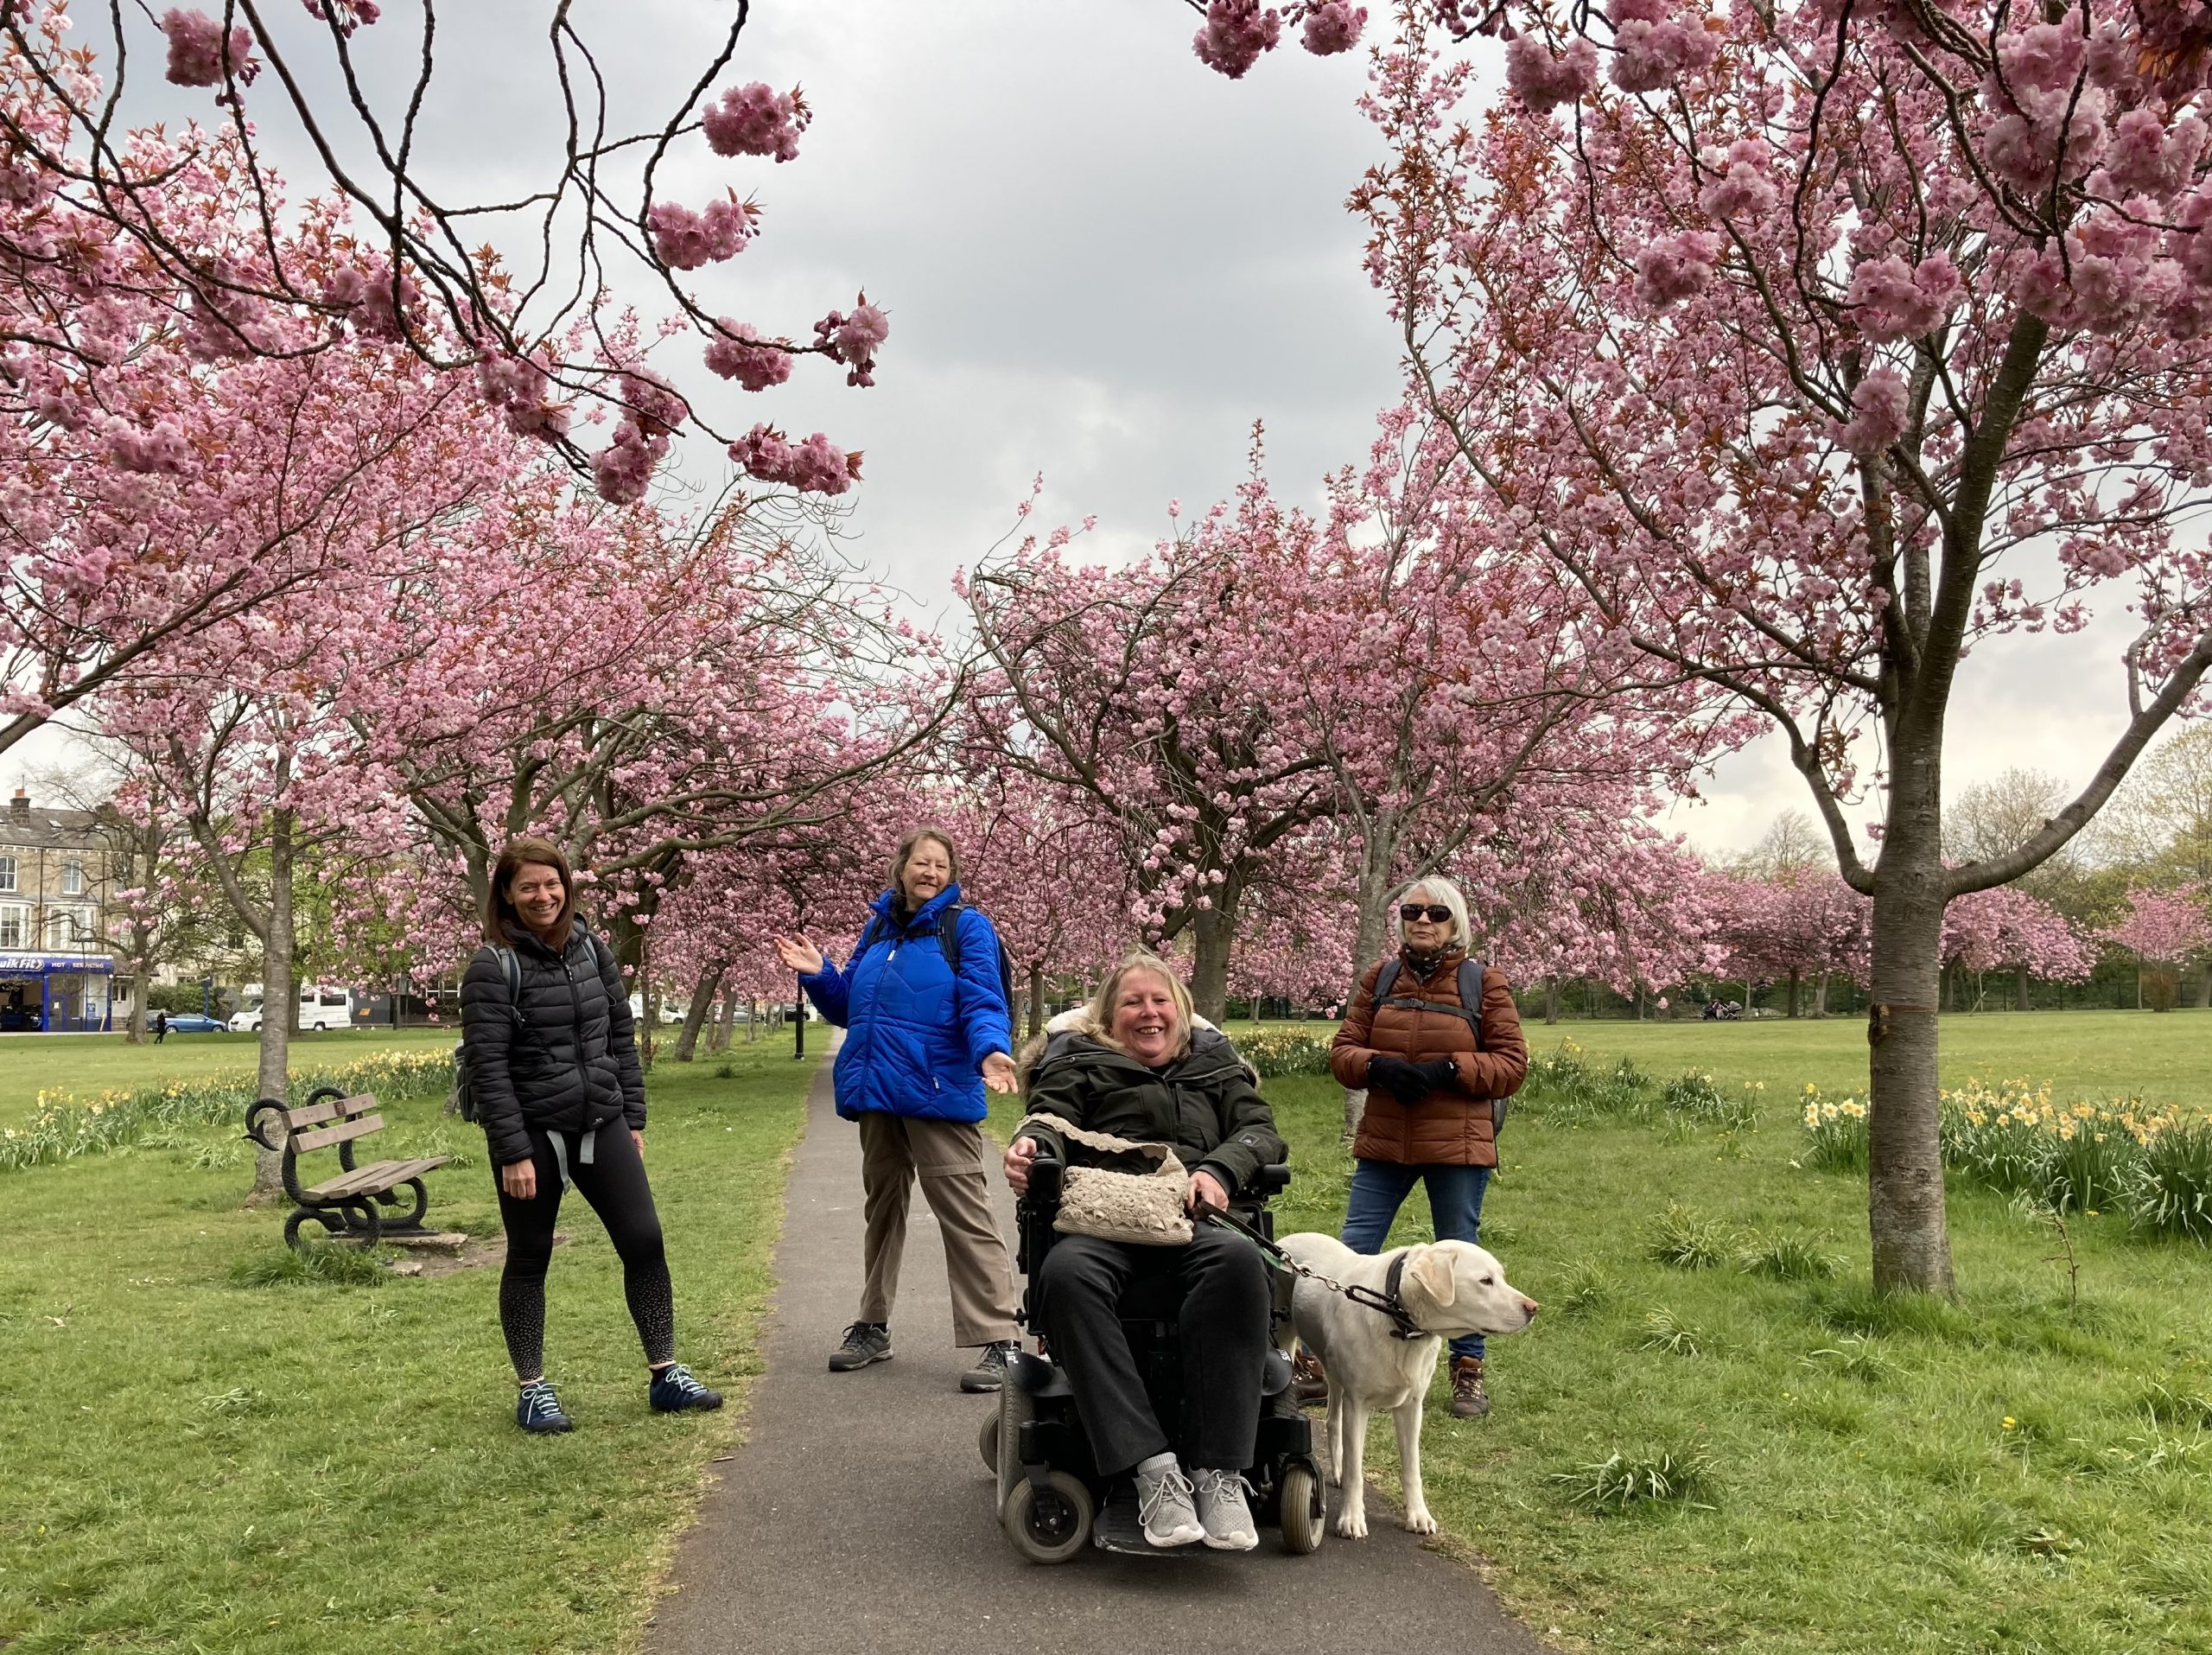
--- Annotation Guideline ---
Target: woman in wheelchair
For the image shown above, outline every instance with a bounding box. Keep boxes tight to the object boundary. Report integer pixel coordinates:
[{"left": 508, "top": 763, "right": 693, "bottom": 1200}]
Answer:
[{"left": 1001, "top": 952, "right": 1286, "bottom": 1551}]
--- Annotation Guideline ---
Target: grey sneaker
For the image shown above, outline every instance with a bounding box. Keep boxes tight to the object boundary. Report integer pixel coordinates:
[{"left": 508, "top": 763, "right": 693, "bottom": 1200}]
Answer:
[
  {"left": 828, "top": 1321, "right": 893, "bottom": 1372},
  {"left": 1192, "top": 1468, "right": 1259, "bottom": 1551},
  {"left": 1134, "top": 1458, "right": 1205, "bottom": 1548},
  {"left": 960, "top": 1340, "right": 1019, "bottom": 1393}
]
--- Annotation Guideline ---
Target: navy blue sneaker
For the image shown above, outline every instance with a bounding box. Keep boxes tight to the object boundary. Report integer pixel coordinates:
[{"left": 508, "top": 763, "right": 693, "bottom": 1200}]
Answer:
[
  {"left": 649, "top": 1363, "right": 724, "bottom": 1413},
  {"left": 517, "top": 1379, "right": 572, "bottom": 1435}
]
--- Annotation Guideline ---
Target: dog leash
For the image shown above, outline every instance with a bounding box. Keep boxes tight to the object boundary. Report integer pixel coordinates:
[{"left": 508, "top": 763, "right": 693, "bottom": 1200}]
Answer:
[{"left": 1205, "top": 1209, "right": 1427, "bottom": 1342}]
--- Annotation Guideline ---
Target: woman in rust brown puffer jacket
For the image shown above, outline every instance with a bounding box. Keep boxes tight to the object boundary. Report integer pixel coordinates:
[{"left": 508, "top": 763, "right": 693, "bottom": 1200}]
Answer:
[{"left": 1326, "top": 876, "right": 1528, "bottom": 1418}]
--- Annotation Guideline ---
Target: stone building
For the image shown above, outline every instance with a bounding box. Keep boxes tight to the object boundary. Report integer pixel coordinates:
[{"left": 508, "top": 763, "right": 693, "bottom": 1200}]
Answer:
[{"left": 0, "top": 787, "right": 116, "bottom": 1032}]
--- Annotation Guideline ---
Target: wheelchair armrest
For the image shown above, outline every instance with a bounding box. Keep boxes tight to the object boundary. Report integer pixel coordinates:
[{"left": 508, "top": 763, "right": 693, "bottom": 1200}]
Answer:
[
  {"left": 1247, "top": 1162, "right": 1292, "bottom": 1198},
  {"left": 1024, "top": 1152, "right": 1062, "bottom": 1210}
]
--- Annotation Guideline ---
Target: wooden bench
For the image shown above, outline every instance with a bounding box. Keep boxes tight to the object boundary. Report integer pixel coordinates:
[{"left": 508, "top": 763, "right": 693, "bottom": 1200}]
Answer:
[{"left": 245, "top": 1086, "right": 450, "bottom": 1250}]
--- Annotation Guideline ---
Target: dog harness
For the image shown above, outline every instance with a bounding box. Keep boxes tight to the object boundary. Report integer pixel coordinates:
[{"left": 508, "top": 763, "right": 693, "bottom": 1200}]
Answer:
[{"left": 1208, "top": 1211, "right": 1428, "bottom": 1341}]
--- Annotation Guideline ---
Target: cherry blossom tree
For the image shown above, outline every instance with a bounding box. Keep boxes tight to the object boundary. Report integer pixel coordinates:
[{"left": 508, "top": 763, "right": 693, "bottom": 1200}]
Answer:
[
  {"left": 2101, "top": 884, "right": 2212, "bottom": 1008},
  {"left": 1941, "top": 882, "right": 2094, "bottom": 1009},
  {"left": 1352, "top": 2, "right": 2212, "bottom": 1292}
]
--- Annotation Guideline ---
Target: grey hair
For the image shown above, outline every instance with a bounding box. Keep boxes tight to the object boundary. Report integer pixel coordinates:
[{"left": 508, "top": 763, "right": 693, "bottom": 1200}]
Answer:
[{"left": 1391, "top": 875, "right": 1471, "bottom": 952}]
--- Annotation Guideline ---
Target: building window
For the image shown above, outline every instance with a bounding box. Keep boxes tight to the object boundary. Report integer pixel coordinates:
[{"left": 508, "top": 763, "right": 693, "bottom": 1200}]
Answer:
[
  {"left": 61, "top": 861, "right": 82, "bottom": 895},
  {"left": 0, "top": 855, "right": 15, "bottom": 892},
  {"left": 0, "top": 906, "right": 24, "bottom": 947},
  {"left": 42, "top": 908, "right": 93, "bottom": 951}
]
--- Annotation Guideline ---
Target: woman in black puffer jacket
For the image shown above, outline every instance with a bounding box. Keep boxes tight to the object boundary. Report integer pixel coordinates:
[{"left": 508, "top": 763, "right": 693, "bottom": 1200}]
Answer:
[{"left": 461, "top": 837, "right": 721, "bottom": 1434}]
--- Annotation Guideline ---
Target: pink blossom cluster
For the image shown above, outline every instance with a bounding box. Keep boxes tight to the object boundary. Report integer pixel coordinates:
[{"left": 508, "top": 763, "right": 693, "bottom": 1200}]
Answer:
[
  {"left": 103, "top": 416, "right": 194, "bottom": 475},
  {"left": 1193, "top": 0, "right": 1282, "bottom": 79},
  {"left": 702, "top": 82, "right": 809, "bottom": 163},
  {"left": 302, "top": 0, "right": 381, "bottom": 28},
  {"left": 1607, "top": 0, "right": 1716, "bottom": 94},
  {"left": 161, "top": 10, "right": 257, "bottom": 91},
  {"left": 1980, "top": 24, "right": 2107, "bottom": 194},
  {"left": 321, "top": 258, "right": 418, "bottom": 342},
  {"left": 1301, "top": 2, "right": 1367, "bottom": 54},
  {"left": 619, "top": 370, "right": 687, "bottom": 436},
  {"left": 813, "top": 298, "right": 888, "bottom": 388},
  {"left": 646, "top": 196, "right": 750, "bottom": 271},
  {"left": 2101, "top": 886, "right": 2212, "bottom": 964},
  {"left": 1504, "top": 35, "right": 1599, "bottom": 112},
  {"left": 475, "top": 353, "right": 569, "bottom": 441},
  {"left": 1838, "top": 369, "right": 1907, "bottom": 460},
  {"left": 1697, "top": 137, "right": 1777, "bottom": 221},
  {"left": 729, "top": 423, "right": 859, "bottom": 495},
  {"left": 1844, "top": 253, "right": 1962, "bottom": 343},
  {"left": 703, "top": 321, "right": 794, "bottom": 391},
  {"left": 593, "top": 420, "right": 668, "bottom": 506},
  {"left": 1634, "top": 229, "right": 1719, "bottom": 308}
]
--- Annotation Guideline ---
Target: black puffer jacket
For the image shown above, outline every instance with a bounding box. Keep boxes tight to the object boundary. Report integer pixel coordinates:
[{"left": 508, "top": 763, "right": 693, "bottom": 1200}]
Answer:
[
  {"left": 461, "top": 923, "right": 645, "bottom": 1168},
  {"left": 1019, "top": 1023, "right": 1284, "bottom": 1200}
]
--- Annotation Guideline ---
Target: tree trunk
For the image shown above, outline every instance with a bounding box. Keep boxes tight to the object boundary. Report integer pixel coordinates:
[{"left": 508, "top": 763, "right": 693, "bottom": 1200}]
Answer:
[
  {"left": 711, "top": 990, "right": 738, "bottom": 1052},
  {"left": 249, "top": 811, "right": 296, "bottom": 1206},
  {"left": 2017, "top": 960, "right": 2032, "bottom": 1012},
  {"left": 2196, "top": 965, "right": 2211, "bottom": 1009},
  {"left": 673, "top": 960, "right": 728, "bottom": 1062},
  {"left": 1814, "top": 970, "right": 1831, "bottom": 1019},
  {"left": 1543, "top": 978, "right": 1561, "bottom": 1023},
  {"left": 1188, "top": 897, "right": 1237, "bottom": 1026},
  {"left": 1027, "top": 960, "right": 1045, "bottom": 1045},
  {"left": 1787, "top": 966, "right": 1802, "bottom": 1019},
  {"left": 1865, "top": 828, "right": 1955, "bottom": 1297},
  {"left": 1341, "top": 833, "right": 1401, "bottom": 1144}
]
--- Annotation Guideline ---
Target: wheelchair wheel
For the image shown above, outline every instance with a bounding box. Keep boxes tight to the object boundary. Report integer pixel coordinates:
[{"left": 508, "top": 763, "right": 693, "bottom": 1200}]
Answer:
[
  {"left": 978, "top": 1411, "right": 1001, "bottom": 1474},
  {"left": 1278, "top": 1462, "right": 1325, "bottom": 1555},
  {"left": 1002, "top": 1470, "right": 1093, "bottom": 1564}
]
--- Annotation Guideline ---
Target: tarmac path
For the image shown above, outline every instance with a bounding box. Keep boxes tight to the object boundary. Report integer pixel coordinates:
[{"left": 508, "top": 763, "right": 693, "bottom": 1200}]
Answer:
[{"left": 649, "top": 1046, "right": 1555, "bottom": 1655}]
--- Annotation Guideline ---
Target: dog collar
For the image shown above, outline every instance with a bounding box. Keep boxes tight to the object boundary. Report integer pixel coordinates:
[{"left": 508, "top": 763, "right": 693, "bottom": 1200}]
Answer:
[{"left": 1342, "top": 1252, "right": 1427, "bottom": 1341}]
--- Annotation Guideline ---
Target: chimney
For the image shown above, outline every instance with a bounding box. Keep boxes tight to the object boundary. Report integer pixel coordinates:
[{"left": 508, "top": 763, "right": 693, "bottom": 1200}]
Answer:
[{"left": 8, "top": 788, "right": 25, "bottom": 824}]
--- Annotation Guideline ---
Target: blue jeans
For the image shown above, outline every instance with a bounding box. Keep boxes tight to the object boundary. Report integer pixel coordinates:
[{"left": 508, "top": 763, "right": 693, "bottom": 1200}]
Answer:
[{"left": 1340, "top": 1160, "right": 1493, "bottom": 1360}]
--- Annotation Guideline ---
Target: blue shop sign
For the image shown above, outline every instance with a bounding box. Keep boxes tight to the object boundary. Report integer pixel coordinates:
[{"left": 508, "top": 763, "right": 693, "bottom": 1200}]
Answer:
[{"left": 0, "top": 953, "right": 115, "bottom": 975}]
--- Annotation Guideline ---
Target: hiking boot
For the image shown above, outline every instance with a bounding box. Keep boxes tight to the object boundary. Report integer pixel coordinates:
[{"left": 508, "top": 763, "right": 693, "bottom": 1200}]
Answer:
[
  {"left": 516, "top": 1378, "right": 573, "bottom": 1435},
  {"left": 1134, "top": 1456, "right": 1205, "bottom": 1549},
  {"left": 960, "top": 1340, "right": 1020, "bottom": 1393},
  {"left": 828, "top": 1321, "right": 893, "bottom": 1372},
  {"left": 1291, "top": 1347, "right": 1329, "bottom": 1407},
  {"left": 1192, "top": 1468, "right": 1259, "bottom": 1551},
  {"left": 649, "top": 1363, "right": 724, "bottom": 1413},
  {"left": 1451, "top": 1354, "right": 1491, "bottom": 1419}
]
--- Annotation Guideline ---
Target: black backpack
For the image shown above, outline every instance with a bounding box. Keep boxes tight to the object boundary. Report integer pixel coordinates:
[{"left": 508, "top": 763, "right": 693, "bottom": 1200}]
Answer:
[
  {"left": 1370, "top": 955, "right": 1510, "bottom": 1132},
  {"left": 450, "top": 933, "right": 610, "bottom": 1122},
  {"left": 857, "top": 903, "right": 1016, "bottom": 1020}
]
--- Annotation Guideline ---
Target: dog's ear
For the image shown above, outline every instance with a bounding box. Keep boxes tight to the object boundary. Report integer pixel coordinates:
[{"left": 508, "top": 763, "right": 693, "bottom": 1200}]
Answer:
[{"left": 1407, "top": 1246, "right": 1457, "bottom": 1311}]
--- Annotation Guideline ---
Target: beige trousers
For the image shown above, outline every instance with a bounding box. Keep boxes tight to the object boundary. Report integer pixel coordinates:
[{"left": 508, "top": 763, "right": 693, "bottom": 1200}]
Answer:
[{"left": 855, "top": 1113, "right": 1020, "bottom": 1346}]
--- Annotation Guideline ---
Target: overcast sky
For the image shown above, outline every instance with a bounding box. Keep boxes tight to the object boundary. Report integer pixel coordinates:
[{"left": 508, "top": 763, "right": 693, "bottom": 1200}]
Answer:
[{"left": 3, "top": 2, "right": 2159, "bottom": 860}]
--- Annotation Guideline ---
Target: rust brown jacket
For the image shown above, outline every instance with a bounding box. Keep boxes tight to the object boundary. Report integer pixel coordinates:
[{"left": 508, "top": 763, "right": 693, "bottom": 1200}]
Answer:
[{"left": 1329, "top": 946, "right": 1529, "bottom": 1167}]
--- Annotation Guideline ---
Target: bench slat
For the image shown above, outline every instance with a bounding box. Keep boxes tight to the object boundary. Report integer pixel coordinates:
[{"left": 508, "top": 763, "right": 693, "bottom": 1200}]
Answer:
[
  {"left": 289, "top": 1113, "right": 385, "bottom": 1154},
  {"left": 281, "top": 1093, "right": 378, "bottom": 1130},
  {"left": 303, "top": 1156, "right": 451, "bottom": 1201}
]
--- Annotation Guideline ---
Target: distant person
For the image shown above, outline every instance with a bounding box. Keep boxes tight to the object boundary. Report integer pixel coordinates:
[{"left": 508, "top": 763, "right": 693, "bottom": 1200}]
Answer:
[
  {"left": 772, "top": 824, "right": 1023, "bottom": 1392},
  {"left": 154, "top": 1009, "right": 168, "bottom": 1043},
  {"left": 1327, "top": 877, "right": 1528, "bottom": 1419},
  {"left": 461, "top": 836, "right": 723, "bottom": 1434}
]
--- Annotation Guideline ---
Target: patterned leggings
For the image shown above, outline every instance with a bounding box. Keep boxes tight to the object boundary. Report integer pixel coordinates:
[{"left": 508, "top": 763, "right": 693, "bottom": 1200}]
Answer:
[{"left": 495, "top": 1121, "right": 674, "bottom": 1378}]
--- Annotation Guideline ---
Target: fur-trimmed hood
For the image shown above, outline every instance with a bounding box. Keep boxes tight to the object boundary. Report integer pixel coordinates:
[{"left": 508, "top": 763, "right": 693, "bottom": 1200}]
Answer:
[{"left": 1015, "top": 1008, "right": 1259, "bottom": 1094}]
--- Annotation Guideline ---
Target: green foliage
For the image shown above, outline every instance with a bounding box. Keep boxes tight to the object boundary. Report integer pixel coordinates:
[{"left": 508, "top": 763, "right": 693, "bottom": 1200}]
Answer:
[
  {"left": 713, "top": 1061, "right": 737, "bottom": 1079},
  {"left": 1236, "top": 1026, "right": 1334, "bottom": 1079},
  {"left": 1802, "top": 1333, "right": 1896, "bottom": 1384},
  {"left": 1551, "top": 1446, "right": 1717, "bottom": 1512},
  {"left": 2123, "top": 1119, "right": 2212, "bottom": 1243},
  {"left": 1643, "top": 1202, "right": 1732, "bottom": 1270},
  {"left": 1555, "top": 1257, "right": 1618, "bottom": 1316},
  {"left": 227, "top": 1243, "right": 395, "bottom": 1289},
  {"left": 1737, "top": 1232, "right": 1844, "bottom": 1281},
  {"left": 1637, "top": 1307, "right": 1708, "bottom": 1358}
]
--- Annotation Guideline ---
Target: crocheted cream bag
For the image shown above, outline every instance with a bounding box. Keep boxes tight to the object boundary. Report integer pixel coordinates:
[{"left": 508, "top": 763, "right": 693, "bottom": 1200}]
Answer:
[{"left": 1017, "top": 1111, "right": 1192, "bottom": 1246}]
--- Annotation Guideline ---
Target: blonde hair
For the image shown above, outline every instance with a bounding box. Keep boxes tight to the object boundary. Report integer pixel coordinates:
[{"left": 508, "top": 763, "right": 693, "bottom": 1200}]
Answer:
[{"left": 1084, "top": 951, "right": 1194, "bottom": 1062}]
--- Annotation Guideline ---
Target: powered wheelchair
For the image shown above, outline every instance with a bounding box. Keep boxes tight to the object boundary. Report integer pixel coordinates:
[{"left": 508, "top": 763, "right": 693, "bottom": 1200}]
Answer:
[{"left": 981, "top": 1148, "right": 1326, "bottom": 1562}]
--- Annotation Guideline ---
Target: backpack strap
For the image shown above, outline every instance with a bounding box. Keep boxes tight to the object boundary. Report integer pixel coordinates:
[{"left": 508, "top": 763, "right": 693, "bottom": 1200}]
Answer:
[
  {"left": 493, "top": 945, "right": 524, "bottom": 1028},
  {"left": 935, "top": 903, "right": 963, "bottom": 977},
  {"left": 1372, "top": 955, "right": 1487, "bottom": 1045}
]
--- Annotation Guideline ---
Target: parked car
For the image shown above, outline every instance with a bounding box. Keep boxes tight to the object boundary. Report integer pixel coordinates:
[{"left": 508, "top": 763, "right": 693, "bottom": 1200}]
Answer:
[{"left": 164, "top": 1012, "right": 227, "bottom": 1034}]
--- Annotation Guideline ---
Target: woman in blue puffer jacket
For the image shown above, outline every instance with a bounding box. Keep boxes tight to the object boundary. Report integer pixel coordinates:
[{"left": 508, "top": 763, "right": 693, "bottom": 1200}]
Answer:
[{"left": 772, "top": 824, "right": 1024, "bottom": 1392}]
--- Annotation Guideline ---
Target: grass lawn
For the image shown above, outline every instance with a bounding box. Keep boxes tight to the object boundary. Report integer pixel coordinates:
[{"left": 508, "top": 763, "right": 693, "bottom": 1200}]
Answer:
[
  {"left": 1233, "top": 1009, "right": 2212, "bottom": 1655},
  {"left": 0, "top": 1027, "right": 458, "bottom": 1130},
  {"left": 0, "top": 1040, "right": 815, "bottom": 1655}
]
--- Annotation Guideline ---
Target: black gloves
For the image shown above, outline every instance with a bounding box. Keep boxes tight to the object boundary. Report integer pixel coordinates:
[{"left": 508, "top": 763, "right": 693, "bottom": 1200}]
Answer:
[{"left": 1367, "top": 1054, "right": 1459, "bottom": 1104}]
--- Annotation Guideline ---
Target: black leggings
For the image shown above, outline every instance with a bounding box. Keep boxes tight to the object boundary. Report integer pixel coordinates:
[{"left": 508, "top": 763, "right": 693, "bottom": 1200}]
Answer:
[{"left": 495, "top": 1122, "right": 674, "bottom": 1378}]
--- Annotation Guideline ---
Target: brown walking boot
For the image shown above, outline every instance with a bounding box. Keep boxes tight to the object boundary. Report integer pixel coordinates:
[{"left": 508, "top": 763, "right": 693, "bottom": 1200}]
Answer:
[
  {"left": 1291, "top": 1347, "right": 1329, "bottom": 1407},
  {"left": 1450, "top": 1355, "right": 1491, "bottom": 1419}
]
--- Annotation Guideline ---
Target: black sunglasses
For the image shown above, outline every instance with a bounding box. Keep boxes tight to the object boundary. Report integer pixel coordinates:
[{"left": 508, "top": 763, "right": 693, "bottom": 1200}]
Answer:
[{"left": 1399, "top": 903, "right": 1452, "bottom": 923}]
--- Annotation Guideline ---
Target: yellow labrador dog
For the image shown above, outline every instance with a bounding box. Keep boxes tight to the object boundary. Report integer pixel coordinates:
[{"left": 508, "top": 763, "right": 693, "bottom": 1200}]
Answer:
[{"left": 1278, "top": 1233, "right": 1538, "bottom": 1539}]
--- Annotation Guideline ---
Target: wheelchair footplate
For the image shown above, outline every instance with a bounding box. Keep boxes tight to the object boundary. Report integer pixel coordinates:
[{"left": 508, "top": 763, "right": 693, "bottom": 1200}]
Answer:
[{"left": 1093, "top": 1482, "right": 1201, "bottom": 1558}]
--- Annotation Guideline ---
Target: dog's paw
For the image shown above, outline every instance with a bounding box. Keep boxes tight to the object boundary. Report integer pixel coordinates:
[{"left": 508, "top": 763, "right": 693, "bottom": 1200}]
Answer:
[
  {"left": 1402, "top": 1505, "right": 1439, "bottom": 1535},
  {"left": 1334, "top": 1508, "right": 1370, "bottom": 1540}
]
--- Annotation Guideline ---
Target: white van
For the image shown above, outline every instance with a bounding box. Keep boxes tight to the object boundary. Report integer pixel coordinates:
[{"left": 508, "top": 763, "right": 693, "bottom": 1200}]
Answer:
[{"left": 228, "top": 983, "right": 357, "bottom": 1033}]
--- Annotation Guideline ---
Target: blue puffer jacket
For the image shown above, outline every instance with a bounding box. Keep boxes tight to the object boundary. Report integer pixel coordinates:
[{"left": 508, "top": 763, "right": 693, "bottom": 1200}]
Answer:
[{"left": 798, "top": 882, "right": 1014, "bottom": 1123}]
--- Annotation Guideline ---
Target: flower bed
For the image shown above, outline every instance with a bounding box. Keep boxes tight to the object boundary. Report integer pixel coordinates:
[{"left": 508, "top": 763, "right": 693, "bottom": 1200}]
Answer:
[{"left": 0, "top": 1047, "right": 455, "bottom": 1173}]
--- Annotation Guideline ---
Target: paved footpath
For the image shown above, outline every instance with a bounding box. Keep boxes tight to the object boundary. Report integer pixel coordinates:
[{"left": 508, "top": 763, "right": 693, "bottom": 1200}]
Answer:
[{"left": 650, "top": 1049, "right": 1554, "bottom": 1655}]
